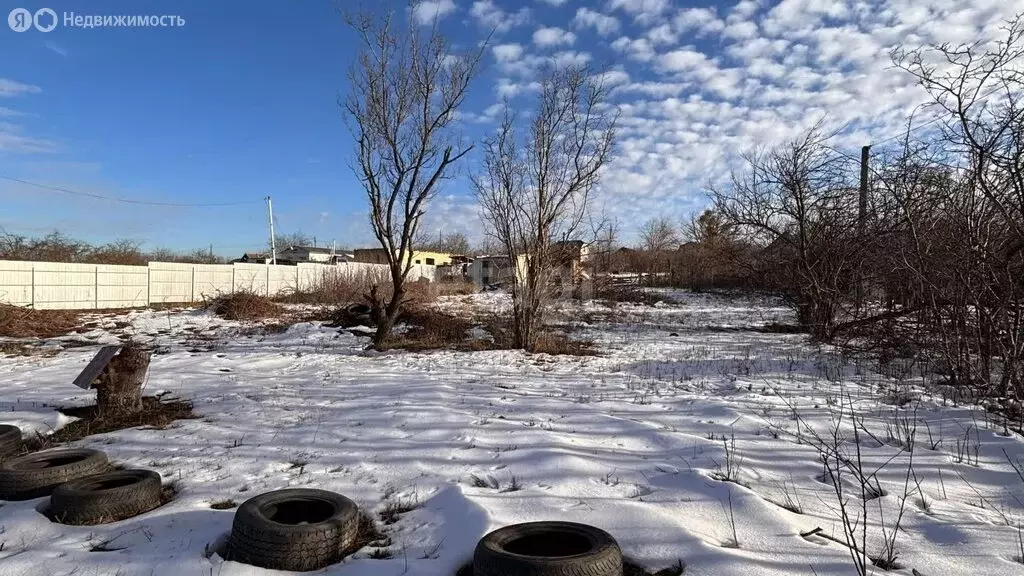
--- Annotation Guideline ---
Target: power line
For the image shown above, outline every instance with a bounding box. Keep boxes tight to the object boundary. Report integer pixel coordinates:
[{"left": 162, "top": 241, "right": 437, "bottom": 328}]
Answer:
[
  {"left": 0, "top": 175, "right": 263, "bottom": 208},
  {"left": 867, "top": 84, "right": 1010, "bottom": 147},
  {"left": 869, "top": 115, "right": 945, "bottom": 147}
]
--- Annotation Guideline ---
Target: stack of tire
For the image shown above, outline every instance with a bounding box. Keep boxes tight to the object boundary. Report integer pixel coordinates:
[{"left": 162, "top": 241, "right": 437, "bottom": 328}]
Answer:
[
  {"left": 0, "top": 429, "right": 165, "bottom": 525},
  {"left": 228, "top": 488, "right": 361, "bottom": 571}
]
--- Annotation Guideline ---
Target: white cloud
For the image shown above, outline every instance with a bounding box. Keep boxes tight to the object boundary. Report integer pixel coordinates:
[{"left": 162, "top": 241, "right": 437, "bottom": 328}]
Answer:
[
  {"left": 646, "top": 23, "right": 677, "bottom": 45},
  {"left": 467, "top": 0, "right": 1019, "bottom": 240},
  {"left": 611, "top": 36, "right": 656, "bottom": 62},
  {"left": 723, "top": 20, "right": 758, "bottom": 40},
  {"left": 413, "top": 0, "right": 456, "bottom": 25},
  {"left": 533, "top": 26, "right": 576, "bottom": 47},
  {"left": 573, "top": 8, "right": 620, "bottom": 35},
  {"left": 0, "top": 79, "right": 42, "bottom": 98},
  {"left": 607, "top": 0, "right": 670, "bottom": 24},
  {"left": 597, "top": 68, "right": 631, "bottom": 87},
  {"left": 496, "top": 78, "right": 541, "bottom": 98},
  {"left": 658, "top": 48, "right": 713, "bottom": 74},
  {"left": 673, "top": 7, "right": 724, "bottom": 35},
  {"left": 552, "top": 50, "right": 592, "bottom": 68},
  {"left": 43, "top": 40, "right": 68, "bottom": 57},
  {"left": 537, "top": 0, "right": 569, "bottom": 5},
  {"left": 492, "top": 43, "right": 524, "bottom": 63},
  {"left": 0, "top": 80, "right": 51, "bottom": 154},
  {"left": 732, "top": 0, "right": 759, "bottom": 20},
  {"left": 470, "top": 0, "right": 531, "bottom": 33},
  {"left": 0, "top": 122, "right": 57, "bottom": 153}
]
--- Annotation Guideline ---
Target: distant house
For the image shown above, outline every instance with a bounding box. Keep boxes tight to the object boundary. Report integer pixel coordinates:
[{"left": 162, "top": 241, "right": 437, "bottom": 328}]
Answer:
[
  {"left": 352, "top": 248, "right": 454, "bottom": 267},
  {"left": 550, "top": 240, "right": 591, "bottom": 283},
  {"left": 437, "top": 255, "right": 473, "bottom": 282},
  {"left": 275, "top": 246, "right": 348, "bottom": 264},
  {"left": 469, "top": 255, "right": 516, "bottom": 288},
  {"left": 468, "top": 242, "right": 590, "bottom": 289},
  {"left": 234, "top": 252, "right": 270, "bottom": 264},
  {"left": 552, "top": 240, "right": 590, "bottom": 263}
]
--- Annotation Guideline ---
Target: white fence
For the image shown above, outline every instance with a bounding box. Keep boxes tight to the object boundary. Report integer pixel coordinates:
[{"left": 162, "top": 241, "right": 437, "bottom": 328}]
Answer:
[{"left": 0, "top": 260, "right": 437, "bottom": 310}]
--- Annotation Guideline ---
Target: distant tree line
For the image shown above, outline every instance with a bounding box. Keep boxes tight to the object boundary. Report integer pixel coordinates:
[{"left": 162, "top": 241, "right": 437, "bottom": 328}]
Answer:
[{"left": 0, "top": 230, "right": 227, "bottom": 265}]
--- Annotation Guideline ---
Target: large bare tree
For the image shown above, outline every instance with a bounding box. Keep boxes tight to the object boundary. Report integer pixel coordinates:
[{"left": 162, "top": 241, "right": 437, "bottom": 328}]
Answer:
[
  {"left": 474, "top": 65, "right": 617, "bottom": 350},
  {"left": 710, "top": 127, "right": 862, "bottom": 339},
  {"left": 638, "top": 217, "right": 680, "bottom": 251},
  {"left": 343, "top": 3, "right": 482, "bottom": 348}
]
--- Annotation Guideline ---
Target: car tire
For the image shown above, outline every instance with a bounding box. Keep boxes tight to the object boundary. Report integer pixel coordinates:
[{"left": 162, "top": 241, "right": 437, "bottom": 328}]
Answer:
[
  {"left": 473, "top": 521, "right": 623, "bottom": 576},
  {"left": 50, "top": 469, "right": 163, "bottom": 525},
  {"left": 0, "top": 425, "right": 21, "bottom": 460},
  {"left": 229, "top": 488, "right": 361, "bottom": 571},
  {"left": 0, "top": 448, "right": 110, "bottom": 500}
]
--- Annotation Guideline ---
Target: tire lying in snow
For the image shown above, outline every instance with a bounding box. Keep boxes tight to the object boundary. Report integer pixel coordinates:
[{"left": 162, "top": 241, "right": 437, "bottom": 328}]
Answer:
[
  {"left": 50, "top": 469, "right": 163, "bottom": 525},
  {"left": 0, "top": 448, "right": 109, "bottom": 500},
  {"left": 473, "top": 521, "right": 624, "bottom": 576},
  {"left": 229, "top": 488, "right": 361, "bottom": 571},
  {"left": 0, "top": 425, "right": 21, "bottom": 461},
  {"left": 345, "top": 303, "right": 372, "bottom": 316}
]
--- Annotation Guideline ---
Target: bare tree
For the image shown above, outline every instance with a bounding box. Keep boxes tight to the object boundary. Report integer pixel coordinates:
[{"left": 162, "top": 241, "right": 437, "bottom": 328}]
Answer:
[
  {"left": 710, "top": 127, "right": 862, "bottom": 339},
  {"left": 417, "top": 230, "right": 471, "bottom": 254},
  {"left": 884, "top": 14, "right": 1024, "bottom": 402},
  {"left": 638, "top": 217, "right": 680, "bottom": 251},
  {"left": 474, "top": 65, "right": 617, "bottom": 350},
  {"left": 635, "top": 217, "right": 680, "bottom": 285},
  {"left": 343, "top": 2, "right": 483, "bottom": 349},
  {"left": 271, "top": 231, "right": 314, "bottom": 251}
]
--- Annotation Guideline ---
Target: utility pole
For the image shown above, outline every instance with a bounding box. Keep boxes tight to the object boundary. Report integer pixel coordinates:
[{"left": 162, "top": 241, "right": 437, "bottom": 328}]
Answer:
[
  {"left": 859, "top": 145, "right": 870, "bottom": 235},
  {"left": 266, "top": 195, "right": 277, "bottom": 265},
  {"left": 856, "top": 145, "right": 870, "bottom": 313}
]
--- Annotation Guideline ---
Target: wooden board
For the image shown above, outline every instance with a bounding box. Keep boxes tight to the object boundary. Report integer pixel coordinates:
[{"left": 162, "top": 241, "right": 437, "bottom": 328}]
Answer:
[{"left": 73, "top": 345, "right": 122, "bottom": 390}]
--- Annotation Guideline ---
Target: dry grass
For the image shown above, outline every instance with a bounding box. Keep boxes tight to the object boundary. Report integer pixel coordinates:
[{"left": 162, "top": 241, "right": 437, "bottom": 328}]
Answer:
[
  {"left": 351, "top": 511, "right": 392, "bottom": 555},
  {"left": 530, "top": 331, "right": 598, "bottom": 356},
  {"left": 380, "top": 306, "right": 477, "bottom": 352},
  {"left": 0, "top": 303, "right": 83, "bottom": 338},
  {"left": 25, "top": 396, "right": 196, "bottom": 452},
  {"left": 477, "top": 314, "right": 597, "bottom": 356},
  {"left": 594, "top": 284, "right": 665, "bottom": 306},
  {"left": 276, "top": 269, "right": 388, "bottom": 305},
  {"left": 206, "top": 291, "right": 285, "bottom": 321}
]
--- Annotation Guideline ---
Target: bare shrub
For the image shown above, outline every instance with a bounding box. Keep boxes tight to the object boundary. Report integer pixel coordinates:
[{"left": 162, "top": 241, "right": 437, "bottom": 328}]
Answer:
[
  {"left": 380, "top": 306, "right": 475, "bottom": 352},
  {"left": 0, "top": 303, "right": 83, "bottom": 338},
  {"left": 276, "top": 268, "right": 389, "bottom": 305},
  {"left": 206, "top": 291, "right": 285, "bottom": 321}
]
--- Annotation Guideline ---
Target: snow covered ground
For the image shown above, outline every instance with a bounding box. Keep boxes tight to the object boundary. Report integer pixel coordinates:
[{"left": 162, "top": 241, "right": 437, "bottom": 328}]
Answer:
[{"left": 1, "top": 291, "right": 1023, "bottom": 576}]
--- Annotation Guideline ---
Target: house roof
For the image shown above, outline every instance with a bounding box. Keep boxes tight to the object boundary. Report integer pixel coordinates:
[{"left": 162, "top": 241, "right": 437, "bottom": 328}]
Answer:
[{"left": 242, "top": 252, "right": 268, "bottom": 259}]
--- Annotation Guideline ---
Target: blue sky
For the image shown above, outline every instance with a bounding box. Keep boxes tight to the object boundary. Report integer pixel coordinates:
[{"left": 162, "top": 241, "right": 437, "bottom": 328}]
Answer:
[{"left": 0, "top": 0, "right": 1017, "bottom": 255}]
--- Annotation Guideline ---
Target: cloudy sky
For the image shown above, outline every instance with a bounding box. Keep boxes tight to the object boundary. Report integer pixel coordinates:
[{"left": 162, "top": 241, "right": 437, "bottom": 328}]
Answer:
[{"left": 0, "top": 0, "right": 1020, "bottom": 254}]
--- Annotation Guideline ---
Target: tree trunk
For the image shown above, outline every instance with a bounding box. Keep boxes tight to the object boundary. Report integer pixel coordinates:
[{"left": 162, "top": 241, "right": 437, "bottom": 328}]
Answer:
[
  {"left": 94, "top": 345, "right": 149, "bottom": 417},
  {"left": 370, "top": 281, "right": 405, "bottom": 351}
]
